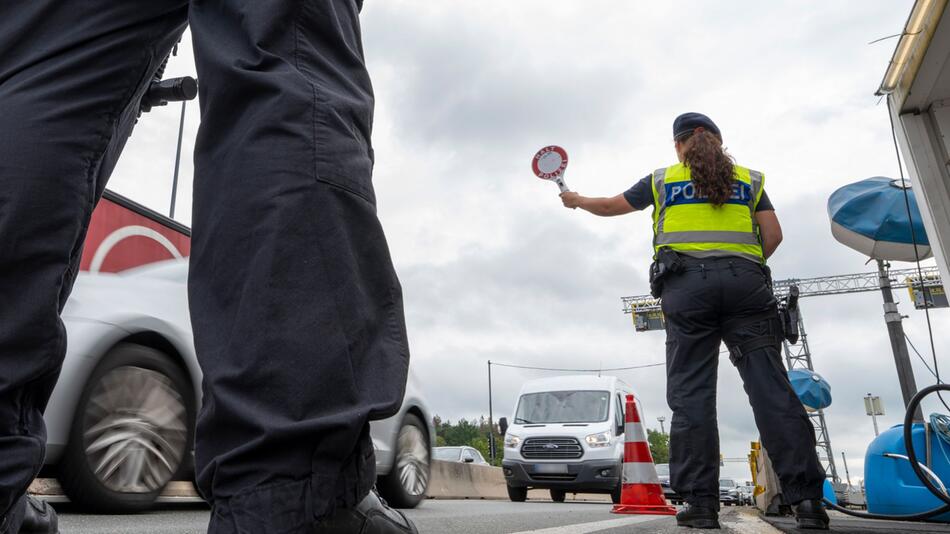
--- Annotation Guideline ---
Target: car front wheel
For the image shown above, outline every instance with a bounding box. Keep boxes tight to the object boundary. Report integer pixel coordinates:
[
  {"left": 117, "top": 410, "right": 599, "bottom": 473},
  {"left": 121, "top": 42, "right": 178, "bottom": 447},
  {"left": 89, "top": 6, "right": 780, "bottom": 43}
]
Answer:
[
  {"left": 507, "top": 484, "right": 528, "bottom": 502},
  {"left": 58, "top": 343, "right": 195, "bottom": 513},
  {"left": 379, "top": 413, "right": 430, "bottom": 508}
]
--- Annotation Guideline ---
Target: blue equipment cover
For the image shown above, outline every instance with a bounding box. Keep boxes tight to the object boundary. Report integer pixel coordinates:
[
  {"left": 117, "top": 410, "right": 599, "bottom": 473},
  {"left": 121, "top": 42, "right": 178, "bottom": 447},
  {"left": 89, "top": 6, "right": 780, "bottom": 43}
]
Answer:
[
  {"left": 788, "top": 369, "right": 832, "bottom": 412},
  {"left": 865, "top": 423, "right": 950, "bottom": 522},
  {"left": 827, "top": 177, "right": 932, "bottom": 261}
]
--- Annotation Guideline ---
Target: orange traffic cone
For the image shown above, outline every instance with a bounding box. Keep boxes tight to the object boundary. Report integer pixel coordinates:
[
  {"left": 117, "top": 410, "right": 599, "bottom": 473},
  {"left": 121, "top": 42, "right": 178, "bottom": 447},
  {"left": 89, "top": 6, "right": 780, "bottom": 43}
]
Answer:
[{"left": 611, "top": 393, "right": 677, "bottom": 515}]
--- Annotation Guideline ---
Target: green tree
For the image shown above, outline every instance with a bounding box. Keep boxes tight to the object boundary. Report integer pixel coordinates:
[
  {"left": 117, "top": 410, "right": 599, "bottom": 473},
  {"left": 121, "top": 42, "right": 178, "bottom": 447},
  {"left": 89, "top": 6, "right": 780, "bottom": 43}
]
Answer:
[{"left": 647, "top": 428, "right": 669, "bottom": 464}]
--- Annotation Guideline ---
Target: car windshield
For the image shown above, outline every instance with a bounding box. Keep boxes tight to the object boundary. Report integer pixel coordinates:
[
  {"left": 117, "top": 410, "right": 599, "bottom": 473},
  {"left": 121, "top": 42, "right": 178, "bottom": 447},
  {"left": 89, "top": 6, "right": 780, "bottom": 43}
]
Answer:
[
  {"left": 655, "top": 464, "right": 670, "bottom": 476},
  {"left": 514, "top": 390, "right": 610, "bottom": 424},
  {"left": 719, "top": 479, "right": 737, "bottom": 487},
  {"left": 433, "top": 448, "right": 461, "bottom": 461}
]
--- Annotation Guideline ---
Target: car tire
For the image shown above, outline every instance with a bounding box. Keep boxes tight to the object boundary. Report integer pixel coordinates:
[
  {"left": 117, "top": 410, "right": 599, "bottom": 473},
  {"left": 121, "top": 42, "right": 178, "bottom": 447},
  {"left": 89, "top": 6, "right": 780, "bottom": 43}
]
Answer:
[
  {"left": 507, "top": 484, "right": 528, "bottom": 502},
  {"left": 379, "top": 413, "right": 430, "bottom": 508},
  {"left": 550, "top": 489, "right": 566, "bottom": 503},
  {"left": 58, "top": 343, "right": 195, "bottom": 513}
]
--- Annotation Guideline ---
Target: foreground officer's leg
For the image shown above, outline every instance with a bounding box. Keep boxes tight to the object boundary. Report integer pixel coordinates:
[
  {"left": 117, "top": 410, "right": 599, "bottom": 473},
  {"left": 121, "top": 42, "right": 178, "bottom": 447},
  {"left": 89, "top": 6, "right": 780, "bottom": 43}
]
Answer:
[
  {"left": 188, "top": 1, "right": 413, "bottom": 532},
  {"left": 720, "top": 262, "right": 825, "bottom": 506},
  {"left": 0, "top": 3, "right": 187, "bottom": 532},
  {"left": 661, "top": 268, "right": 723, "bottom": 512}
]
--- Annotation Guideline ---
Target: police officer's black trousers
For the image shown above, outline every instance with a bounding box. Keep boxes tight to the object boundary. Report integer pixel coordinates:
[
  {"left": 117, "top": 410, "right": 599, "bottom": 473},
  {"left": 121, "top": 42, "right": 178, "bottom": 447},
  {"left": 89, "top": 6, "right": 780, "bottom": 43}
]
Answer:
[
  {"left": 660, "top": 256, "right": 824, "bottom": 511},
  {"left": 0, "top": 2, "right": 410, "bottom": 532}
]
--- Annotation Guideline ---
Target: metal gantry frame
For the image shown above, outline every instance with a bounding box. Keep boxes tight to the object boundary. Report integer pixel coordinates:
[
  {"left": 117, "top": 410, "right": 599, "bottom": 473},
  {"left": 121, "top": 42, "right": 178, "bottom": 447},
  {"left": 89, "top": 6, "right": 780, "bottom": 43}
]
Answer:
[{"left": 621, "top": 264, "right": 943, "bottom": 485}]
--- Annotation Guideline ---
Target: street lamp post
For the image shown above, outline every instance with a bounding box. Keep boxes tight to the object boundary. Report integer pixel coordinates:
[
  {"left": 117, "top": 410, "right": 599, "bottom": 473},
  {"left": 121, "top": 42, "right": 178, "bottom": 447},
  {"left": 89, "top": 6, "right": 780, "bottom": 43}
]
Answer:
[
  {"left": 488, "top": 360, "right": 495, "bottom": 463},
  {"left": 864, "top": 394, "right": 884, "bottom": 437},
  {"left": 657, "top": 416, "right": 666, "bottom": 435}
]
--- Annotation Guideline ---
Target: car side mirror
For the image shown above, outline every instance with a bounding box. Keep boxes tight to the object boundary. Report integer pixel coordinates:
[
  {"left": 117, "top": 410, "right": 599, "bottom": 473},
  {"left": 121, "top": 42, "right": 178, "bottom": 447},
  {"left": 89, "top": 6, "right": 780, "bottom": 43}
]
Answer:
[
  {"left": 463, "top": 457, "right": 475, "bottom": 463},
  {"left": 499, "top": 417, "right": 508, "bottom": 435}
]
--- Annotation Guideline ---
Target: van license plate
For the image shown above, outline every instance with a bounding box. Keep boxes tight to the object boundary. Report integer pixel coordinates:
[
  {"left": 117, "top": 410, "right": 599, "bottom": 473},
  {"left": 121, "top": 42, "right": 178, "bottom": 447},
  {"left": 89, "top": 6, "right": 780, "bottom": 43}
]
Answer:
[{"left": 533, "top": 464, "right": 568, "bottom": 474}]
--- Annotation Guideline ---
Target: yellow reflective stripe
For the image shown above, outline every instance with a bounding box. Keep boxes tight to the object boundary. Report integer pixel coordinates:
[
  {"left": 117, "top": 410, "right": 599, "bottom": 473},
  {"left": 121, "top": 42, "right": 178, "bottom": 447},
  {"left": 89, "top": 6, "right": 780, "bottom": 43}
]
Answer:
[{"left": 661, "top": 204, "right": 755, "bottom": 233}]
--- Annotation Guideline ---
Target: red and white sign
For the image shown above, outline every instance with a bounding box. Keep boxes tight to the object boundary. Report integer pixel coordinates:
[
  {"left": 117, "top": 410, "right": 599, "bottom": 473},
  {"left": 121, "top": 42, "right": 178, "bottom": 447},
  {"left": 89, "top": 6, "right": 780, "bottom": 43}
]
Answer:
[
  {"left": 79, "top": 191, "right": 191, "bottom": 274},
  {"left": 531, "top": 145, "right": 571, "bottom": 193}
]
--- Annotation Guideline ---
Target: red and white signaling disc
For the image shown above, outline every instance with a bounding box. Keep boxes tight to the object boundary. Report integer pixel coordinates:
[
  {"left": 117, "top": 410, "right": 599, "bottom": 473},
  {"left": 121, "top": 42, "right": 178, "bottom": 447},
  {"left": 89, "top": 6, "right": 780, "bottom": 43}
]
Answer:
[{"left": 532, "top": 145, "right": 569, "bottom": 180}]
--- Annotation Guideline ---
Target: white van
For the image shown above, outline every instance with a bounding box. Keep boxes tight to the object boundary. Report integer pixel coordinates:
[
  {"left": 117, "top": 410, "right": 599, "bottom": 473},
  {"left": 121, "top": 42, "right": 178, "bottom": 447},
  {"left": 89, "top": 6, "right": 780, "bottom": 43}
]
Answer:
[{"left": 498, "top": 375, "right": 635, "bottom": 503}]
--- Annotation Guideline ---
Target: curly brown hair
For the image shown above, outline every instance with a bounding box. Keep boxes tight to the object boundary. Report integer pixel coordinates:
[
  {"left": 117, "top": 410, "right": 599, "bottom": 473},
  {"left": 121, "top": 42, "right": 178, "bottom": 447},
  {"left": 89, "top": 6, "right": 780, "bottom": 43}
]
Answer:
[{"left": 680, "top": 129, "right": 736, "bottom": 206}]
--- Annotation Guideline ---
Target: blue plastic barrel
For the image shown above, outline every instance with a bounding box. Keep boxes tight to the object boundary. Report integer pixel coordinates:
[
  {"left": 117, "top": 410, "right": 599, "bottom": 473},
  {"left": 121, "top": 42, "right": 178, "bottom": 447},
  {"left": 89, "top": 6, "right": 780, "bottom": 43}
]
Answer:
[
  {"left": 822, "top": 479, "right": 837, "bottom": 505},
  {"left": 865, "top": 423, "right": 950, "bottom": 522}
]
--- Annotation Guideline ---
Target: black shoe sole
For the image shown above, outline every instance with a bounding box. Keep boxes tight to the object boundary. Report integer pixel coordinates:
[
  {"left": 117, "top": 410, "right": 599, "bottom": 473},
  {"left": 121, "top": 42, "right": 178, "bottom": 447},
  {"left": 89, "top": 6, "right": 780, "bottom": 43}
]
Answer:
[
  {"left": 796, "top": 517, "right": 829, "bottom": 530},
  {"left": 676, "top": 518, "right": 721, "bottom": 529}
]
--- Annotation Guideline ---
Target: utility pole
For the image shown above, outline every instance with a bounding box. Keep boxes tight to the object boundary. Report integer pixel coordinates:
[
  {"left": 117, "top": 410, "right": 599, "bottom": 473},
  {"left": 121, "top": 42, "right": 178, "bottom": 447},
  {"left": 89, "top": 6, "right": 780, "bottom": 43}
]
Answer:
[
  {"left": 488, "top": 360, "right": 495, "bottom": 463},
  {"left": 877, "top": 260, "right": 924, "bottom": 421},
  {"left": 657, "top": 416, "right": 666, "bottom": 435}
]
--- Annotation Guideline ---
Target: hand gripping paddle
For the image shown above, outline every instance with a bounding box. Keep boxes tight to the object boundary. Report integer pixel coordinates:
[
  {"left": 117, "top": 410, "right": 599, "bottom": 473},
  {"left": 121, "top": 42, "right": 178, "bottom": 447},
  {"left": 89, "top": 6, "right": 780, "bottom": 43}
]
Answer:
[{"left": 531, "top": 145, "right": 570, "bottom": 193}]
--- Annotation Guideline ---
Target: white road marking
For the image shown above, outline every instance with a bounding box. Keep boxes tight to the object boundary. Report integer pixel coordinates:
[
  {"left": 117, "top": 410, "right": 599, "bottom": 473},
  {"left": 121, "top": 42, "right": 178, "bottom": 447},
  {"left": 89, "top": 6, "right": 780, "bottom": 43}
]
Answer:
[{"left": 510, "top": 515, "right": 666, "bottom": 533}]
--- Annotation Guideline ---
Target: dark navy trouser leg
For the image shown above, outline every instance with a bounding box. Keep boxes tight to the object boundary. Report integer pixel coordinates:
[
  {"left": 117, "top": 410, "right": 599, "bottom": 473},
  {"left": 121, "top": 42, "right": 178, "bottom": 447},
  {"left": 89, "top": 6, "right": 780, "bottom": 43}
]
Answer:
[
  {"left": 719, "top": 262, "right": 825, "bottom": 504},
  {"left": 662, "top": 270, "right": 722, "bottom": 510},
  {"left": 0, "top": 2, "right": 188, "bottom": 532},
  {"left": 1, "top": 1, "right": 410, "bottom": 532},
  {"left": 188, "top": 1, "right": 410, "bottom": 531}
]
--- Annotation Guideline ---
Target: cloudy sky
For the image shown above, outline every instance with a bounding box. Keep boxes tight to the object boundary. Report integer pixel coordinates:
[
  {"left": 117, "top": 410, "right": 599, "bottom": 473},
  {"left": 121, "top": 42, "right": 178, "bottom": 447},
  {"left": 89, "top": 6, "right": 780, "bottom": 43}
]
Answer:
[{"left": 108, "top": 1, "right": 950, "bottom": 482}]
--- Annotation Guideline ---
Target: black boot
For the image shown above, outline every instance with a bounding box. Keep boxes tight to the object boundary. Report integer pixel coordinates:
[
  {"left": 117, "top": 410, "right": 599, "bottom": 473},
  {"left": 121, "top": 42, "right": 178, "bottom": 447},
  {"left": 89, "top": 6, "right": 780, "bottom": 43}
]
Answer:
[
  {"left": 676, "top": 503, "right": 720, "bottom": 529},
  {"left": 794, "top": 499, "right": 829, "bottom": 530},
  {"left": 315, "top": 489, "right": 418, "bottom": 533},
  {"left": 18, "top": 496, "right": 58, "bottom": 534}
]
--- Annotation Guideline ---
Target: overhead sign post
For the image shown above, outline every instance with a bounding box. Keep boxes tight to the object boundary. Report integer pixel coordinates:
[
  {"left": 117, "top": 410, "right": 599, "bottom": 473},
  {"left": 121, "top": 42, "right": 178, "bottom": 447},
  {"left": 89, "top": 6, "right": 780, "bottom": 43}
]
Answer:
[{"left": 532, "top": 145, "right": 570, "bottom": 193}]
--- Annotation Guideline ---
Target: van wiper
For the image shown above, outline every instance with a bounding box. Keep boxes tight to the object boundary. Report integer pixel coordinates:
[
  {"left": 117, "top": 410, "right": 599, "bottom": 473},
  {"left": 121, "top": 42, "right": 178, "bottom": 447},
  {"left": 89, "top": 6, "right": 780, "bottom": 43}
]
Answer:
[{"left": 514, "top": 417, "right": 534, "bottom": 424}]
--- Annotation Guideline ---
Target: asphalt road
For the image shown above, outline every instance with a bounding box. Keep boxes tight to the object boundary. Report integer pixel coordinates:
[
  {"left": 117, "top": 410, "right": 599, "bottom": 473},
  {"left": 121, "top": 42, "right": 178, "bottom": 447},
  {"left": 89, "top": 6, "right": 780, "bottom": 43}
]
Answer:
[{"left": 55, "top": 500, "right": 774, "bottom": 534}]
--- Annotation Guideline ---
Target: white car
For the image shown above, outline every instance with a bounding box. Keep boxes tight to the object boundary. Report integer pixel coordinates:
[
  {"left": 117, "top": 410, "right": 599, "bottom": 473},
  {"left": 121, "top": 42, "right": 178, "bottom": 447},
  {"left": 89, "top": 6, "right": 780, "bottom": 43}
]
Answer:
[
  {"left": 43, "top": 259, "right": 433, "bottom": 512},
  {"left": 433, "top": 446, "right": 489, "bottom": 465}
]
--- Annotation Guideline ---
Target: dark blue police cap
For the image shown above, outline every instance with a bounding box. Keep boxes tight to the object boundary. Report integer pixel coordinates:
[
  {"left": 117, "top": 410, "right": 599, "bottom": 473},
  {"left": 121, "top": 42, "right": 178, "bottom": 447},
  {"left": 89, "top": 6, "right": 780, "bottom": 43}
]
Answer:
[{"left": 673, "top": 112, "right": 721, "bottom": 140}]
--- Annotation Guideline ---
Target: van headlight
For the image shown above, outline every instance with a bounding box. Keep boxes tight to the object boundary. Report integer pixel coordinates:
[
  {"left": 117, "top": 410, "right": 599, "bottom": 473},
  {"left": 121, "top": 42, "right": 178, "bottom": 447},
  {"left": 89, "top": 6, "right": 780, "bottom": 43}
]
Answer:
[
  {"left": 504, "top": 434, "right": 522, "bottom": 448},
  {"left": 585, "top": 432, "right": 610, "bottom": 448}
]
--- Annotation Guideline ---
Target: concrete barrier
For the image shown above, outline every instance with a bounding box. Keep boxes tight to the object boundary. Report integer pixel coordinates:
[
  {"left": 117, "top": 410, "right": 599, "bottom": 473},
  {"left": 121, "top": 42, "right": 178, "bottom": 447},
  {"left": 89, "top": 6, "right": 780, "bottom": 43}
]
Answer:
[
  {"left": 30, "top": 461, "right": 609, "bottom": 503},
  {"left": 426, "top": 460, "right": 610, "bottom": 502},
  {"left": 427, "top": 460, "right": 507, "bottom": 499}
]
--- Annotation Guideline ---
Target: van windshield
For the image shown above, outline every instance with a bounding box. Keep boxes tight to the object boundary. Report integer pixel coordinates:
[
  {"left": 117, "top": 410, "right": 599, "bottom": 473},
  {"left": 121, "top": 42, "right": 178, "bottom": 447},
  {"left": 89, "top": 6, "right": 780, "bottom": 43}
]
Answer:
[{"left": 514, "top": 390, "right": 610, "bottom": 424}]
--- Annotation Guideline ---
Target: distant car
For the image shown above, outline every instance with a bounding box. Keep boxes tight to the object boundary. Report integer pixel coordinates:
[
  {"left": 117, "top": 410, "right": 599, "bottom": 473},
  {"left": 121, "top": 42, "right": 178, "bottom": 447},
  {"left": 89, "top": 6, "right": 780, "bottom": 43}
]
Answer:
[
  {"left": 719, "top": 478, "right": 740, "bottom": 506},
  {"left": 655, "top": 463, "right": 681, "bottom": 504},
  {"left": 737, "top": 484, "right": 755, "bottom": 506},
  {"left": 43, "top": 259, "right": 434, "bottom": 512},
  {"left": 433, "top": 446, "right": 489, "bottom": 465}
]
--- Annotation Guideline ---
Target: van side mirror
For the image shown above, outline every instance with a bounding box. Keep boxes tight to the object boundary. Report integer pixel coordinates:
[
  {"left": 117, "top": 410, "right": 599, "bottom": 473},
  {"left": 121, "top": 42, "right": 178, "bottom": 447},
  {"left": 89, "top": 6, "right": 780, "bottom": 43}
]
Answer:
[
  {"left": 617, "top": 422, "right": 624, "bottom": 437},
  {"left": 499, "top": 417, "right": 509, "bottom": 435}
]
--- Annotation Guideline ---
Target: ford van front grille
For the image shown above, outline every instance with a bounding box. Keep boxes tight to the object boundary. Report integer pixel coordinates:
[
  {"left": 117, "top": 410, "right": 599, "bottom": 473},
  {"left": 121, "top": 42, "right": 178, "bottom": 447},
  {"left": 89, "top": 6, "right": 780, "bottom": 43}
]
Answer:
[{"left": 521, "top": 437, "right": 584, "bottom": 459}]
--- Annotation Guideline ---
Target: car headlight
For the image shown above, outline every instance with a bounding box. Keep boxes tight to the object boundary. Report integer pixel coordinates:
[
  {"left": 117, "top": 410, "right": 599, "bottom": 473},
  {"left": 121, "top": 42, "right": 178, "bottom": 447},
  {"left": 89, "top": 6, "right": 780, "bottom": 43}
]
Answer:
[
  {"left": 585, "top": 432, "right": 610, "bottom": 448},
  {"left": 504, "top": 434, "right": 522, "bottom": 448}
]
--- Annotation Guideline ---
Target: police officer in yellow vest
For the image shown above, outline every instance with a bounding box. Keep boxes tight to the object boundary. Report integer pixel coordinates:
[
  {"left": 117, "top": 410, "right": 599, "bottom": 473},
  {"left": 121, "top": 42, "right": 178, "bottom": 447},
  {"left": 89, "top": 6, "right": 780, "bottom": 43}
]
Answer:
[{"left": 561, "top": 113, "right": 829, "bottom": 530}]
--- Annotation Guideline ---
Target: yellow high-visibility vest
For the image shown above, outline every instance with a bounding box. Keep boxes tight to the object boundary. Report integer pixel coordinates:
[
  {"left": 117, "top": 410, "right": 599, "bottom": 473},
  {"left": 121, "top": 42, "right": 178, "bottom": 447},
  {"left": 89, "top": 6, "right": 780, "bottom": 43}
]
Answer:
[{"left": 651, "top": 162, "right": 765, "bottom": 263}]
